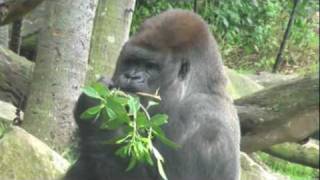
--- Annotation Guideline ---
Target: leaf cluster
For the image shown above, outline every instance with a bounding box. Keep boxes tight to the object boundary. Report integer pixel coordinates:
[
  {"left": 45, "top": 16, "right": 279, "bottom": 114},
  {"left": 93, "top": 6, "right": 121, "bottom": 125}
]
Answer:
[{"left": 80, "top": 83, "right": 179, "bottom": 180}]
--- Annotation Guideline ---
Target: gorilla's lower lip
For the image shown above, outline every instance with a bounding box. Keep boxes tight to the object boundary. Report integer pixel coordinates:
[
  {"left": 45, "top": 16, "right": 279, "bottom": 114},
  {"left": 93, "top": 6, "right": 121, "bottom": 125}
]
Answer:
[{"left": 118, "top": 84, "right": 145, "bottom": 94}]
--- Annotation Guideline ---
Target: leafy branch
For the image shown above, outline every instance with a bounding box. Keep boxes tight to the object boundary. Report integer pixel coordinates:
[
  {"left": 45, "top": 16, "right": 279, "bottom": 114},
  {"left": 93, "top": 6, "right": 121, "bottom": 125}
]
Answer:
[{"left": 80, "top": 83, "right": 178, "bottom": 180}]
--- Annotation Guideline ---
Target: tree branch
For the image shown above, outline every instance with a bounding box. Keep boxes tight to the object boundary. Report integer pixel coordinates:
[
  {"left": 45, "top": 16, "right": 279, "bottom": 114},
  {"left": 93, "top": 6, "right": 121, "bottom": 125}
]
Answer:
[
  {"left": 0, "top": 46, "right": 33, "bottom": 108},
  {"left": 0, "top": 0, "right": 44, "bottom": 25}
]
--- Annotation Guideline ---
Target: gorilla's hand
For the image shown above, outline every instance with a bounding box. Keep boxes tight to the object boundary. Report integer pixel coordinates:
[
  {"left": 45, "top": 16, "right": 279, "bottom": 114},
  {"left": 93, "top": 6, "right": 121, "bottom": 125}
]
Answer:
[{"left": 98, "top": 76, "right": 114, "bottom": 89}]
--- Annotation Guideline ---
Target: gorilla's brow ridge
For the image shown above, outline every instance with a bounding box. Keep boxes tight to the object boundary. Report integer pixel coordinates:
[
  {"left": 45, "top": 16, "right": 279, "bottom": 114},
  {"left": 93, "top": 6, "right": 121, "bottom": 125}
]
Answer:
[{"left": 124, "top": 44, "right": 161, "bottom": 63}]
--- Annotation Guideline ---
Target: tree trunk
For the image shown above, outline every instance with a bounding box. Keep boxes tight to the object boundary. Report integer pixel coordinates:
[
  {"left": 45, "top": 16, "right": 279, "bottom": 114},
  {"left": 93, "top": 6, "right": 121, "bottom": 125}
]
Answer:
[
  {"left": 86, "top": 0, "right": 136, "bottom": 84},
  {"left": 264, "top": 142, "right": 319, "bottom": 168},
  {"left": 237, "top": 75, "right": 319, "bottom": 153},
  {"left": 0, "top": 25, "right": 9, "bottom": 46},
  {"left": 22, "top": 0, "right": 98, "bottom": 152},
  {"left": 9, "top": 19, "right": 22, "bottom": 54},
  {"left": 0, "top": 0, "right": 44, "bottom": 25}
]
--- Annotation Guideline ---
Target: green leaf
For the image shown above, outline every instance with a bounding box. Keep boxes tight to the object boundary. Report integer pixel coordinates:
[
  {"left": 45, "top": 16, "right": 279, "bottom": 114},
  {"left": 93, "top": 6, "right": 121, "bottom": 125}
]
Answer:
[
  {"left": 115, "top": 145, "right": 130, "bottom": 158},
  {"left": 107, "top": 97, "right": 129, "bottom": 122},
  {"left": 132, "top": 143, "right": 142, "bottom": 160},
  {"left": 150, "top": 114, "right": 168, "bottom": 127},
  {"left": 106, "top": 107, "right": 117, "bottom": 120},
  {"left": 136, "top": 141, "right": 146, "bottom": 157},
  {"left": 145, "top": 152, "right": 154, "bottom": 166},
  {"left": 147, "top": 100, "right": 159, "bottom": 109},
  {"left": 111, "top": 95, "right": 128, "bottom": 105},
  {"left": 128, "top": 96, "right": 140, "bottom": 118},
  {"left": 153, "top": 127, "right": 180, "bottom": 149},
  {"left": 81, "top": 87, "right": 102, "bottom": 99},
  {"left": 92, "top": 83, "right": 110, "bottom": 97},
  {"left": 80, "top": 105, "right": 104, "bottom": 120},
  {"left": 136, "top": 112, "right": 149, "bottom": 128},
  {"left": 104, "top": 119, "right": 126, "bottom": 130},
  {"left": 222, "top": 17, "right": 229, "bottom": 28},
  {"left": 104, "top": 134, "right": 131, "bottom": 144},
  {"left": 152, "top": 126, "right": 165, "bottom": 136},
  {"left": 126, "top": 157, "right": 137, "bottom": 171},
  {"left": 115, "top": 134, "right": 131, "bottom": 144}
]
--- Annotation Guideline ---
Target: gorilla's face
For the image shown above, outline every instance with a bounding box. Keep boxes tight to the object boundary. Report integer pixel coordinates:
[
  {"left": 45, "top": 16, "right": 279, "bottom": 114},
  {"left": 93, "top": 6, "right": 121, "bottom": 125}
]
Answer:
[{"left": 112, "top": 42, "right": 183, "bottom": 96}]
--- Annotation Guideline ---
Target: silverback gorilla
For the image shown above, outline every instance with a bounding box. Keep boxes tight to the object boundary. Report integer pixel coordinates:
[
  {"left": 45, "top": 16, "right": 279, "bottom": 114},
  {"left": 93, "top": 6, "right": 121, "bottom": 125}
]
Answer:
[{"left": 65, "top": 9, "right": 240, "bottom": 180}]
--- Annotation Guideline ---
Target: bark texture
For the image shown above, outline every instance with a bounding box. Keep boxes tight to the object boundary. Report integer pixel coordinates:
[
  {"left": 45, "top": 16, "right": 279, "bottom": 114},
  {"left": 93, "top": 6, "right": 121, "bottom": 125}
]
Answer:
[
  {"left": 22, "top": 0, "right": 98, "bottom": 152},
  {"left": 86, "top": 0, "right": 136, "bottom": 83},
  {"left": 237, "top": 75, "right": 319, "bottom": 153},
  {"left": 0, "top": 25, "right": 8, "bottom": 46}
]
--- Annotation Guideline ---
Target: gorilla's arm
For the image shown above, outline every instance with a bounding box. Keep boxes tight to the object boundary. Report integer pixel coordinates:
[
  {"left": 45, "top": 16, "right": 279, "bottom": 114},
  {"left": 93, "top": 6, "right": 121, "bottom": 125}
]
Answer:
[{"left": 160, "top": 94, "right": 240, "bottom": 180}]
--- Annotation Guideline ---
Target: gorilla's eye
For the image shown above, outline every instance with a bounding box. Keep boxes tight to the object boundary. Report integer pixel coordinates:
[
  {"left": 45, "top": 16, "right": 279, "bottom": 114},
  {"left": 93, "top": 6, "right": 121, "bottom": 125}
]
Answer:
[
  {"left": 145, "top": 62, "right": 159, "bottom": 70},
  {"left": 178, "top": 61, "right": 189, "bottom": 80}
]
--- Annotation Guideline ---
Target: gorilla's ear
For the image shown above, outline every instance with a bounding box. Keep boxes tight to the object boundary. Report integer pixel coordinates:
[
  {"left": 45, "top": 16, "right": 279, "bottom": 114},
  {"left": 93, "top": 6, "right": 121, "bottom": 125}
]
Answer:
[{"left": 178, "top": 59, "right": 190, "bottom": 80}]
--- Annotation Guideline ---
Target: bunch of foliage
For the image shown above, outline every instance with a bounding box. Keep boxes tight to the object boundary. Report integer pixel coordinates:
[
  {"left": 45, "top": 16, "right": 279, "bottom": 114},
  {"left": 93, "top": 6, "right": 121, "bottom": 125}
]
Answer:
[
  {"left": 132, "top": 0, "right": 318, "bottom": 73},
  {"left": 80, "top": 83, "right": 178, "bottom": 180}
]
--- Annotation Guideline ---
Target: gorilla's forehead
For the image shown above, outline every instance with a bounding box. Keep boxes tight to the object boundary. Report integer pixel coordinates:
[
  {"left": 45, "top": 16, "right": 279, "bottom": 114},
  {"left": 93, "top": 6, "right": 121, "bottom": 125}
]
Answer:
[
  {"left": 122, "top": 43, "right": 165, "bottom": 62},
  {"left": 130, "top": 9, "right": 210, "bottom": 52}
]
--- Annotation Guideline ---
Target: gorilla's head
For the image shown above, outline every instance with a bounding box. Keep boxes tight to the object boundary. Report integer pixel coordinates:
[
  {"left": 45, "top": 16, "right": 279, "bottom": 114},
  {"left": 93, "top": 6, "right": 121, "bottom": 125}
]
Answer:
[{"left": 112, "top": 9, "right": 227, "bottom": 103}]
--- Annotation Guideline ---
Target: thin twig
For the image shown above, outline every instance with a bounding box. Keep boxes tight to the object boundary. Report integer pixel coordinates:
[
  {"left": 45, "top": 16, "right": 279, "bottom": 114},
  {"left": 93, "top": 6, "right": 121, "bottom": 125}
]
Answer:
[{"left": 136, "top": 92, "right": 161, "bottom": 102}]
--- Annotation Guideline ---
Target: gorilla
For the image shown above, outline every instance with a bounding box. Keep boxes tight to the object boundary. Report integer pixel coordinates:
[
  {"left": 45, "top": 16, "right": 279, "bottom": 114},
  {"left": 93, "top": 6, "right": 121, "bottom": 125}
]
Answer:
[{"left": 65, "top": 9, "right": 240, "bottom": 180}]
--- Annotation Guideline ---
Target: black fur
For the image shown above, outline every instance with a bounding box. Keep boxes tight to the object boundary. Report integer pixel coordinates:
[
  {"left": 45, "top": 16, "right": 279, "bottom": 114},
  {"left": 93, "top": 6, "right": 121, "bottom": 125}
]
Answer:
[{"left": 65, "top": 9, "right": 240, "bottom": 180}]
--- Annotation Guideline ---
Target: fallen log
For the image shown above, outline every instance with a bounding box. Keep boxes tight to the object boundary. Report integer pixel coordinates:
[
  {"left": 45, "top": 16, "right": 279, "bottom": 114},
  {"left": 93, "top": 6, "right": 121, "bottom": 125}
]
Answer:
[
  {"left": 264, "top": 141, "right": 319, "bottom": 169},
  {"left": 237, "top": 75, "right": 319, "bottom": 152}
]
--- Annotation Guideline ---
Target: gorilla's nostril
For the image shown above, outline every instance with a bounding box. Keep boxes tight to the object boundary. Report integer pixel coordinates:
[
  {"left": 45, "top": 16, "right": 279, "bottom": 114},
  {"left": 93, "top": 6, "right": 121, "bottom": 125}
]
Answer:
[
  {"left": 124, "top": 73, "right": 131, "bottom": 79},
  {"left": 131, "top": 75, "right": 143, "bottom": 81}
]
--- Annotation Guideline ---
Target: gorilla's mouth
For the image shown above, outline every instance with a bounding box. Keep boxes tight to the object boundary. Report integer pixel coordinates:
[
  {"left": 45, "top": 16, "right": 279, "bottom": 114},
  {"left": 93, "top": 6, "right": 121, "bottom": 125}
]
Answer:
[
  {"left": 118, "top": 85, "right": 141, "bottom": 94},
  {"left": 116, "top": 81, "right": 148, "bottom": 94}
]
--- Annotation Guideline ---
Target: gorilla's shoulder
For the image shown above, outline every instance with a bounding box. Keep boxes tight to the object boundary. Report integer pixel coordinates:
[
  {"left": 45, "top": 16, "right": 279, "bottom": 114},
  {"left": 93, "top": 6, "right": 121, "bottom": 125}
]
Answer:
[{"left": 180, "top": 93, "right": 231, "bottom": 114}]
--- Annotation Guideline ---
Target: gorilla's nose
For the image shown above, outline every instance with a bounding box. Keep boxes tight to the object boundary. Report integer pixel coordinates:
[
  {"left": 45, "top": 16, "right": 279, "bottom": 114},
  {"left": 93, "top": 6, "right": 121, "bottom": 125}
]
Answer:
[{"left": 124, "top": 72, "right": 144, "bottom": 83}]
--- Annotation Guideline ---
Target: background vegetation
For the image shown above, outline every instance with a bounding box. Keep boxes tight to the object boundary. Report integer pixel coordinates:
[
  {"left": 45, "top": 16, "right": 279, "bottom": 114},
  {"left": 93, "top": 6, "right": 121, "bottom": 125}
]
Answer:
[{"left": 131, "top": 0, "right": 319, "bottom": 74}]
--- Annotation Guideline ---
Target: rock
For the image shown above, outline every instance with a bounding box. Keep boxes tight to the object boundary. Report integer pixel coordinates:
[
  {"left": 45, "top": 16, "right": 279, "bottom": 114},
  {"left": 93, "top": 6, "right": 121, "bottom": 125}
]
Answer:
[
  {"left": 241, "top": 152, "right": 289, "bottom": 180},
  {"left": 0, "top": 126, "right": 70, "bottom": 180},
  {"left": 226, "top": 68, "right": 264, "bottom": 99},
  {"left": 0, "top": 101, "right": 17, "bottom": 122}
]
